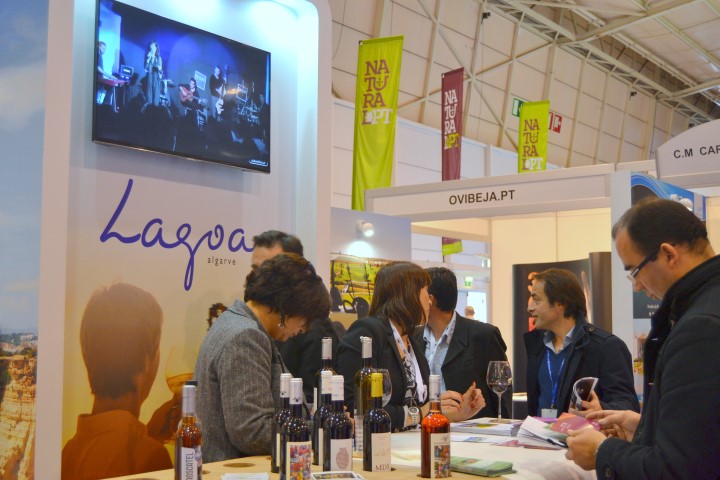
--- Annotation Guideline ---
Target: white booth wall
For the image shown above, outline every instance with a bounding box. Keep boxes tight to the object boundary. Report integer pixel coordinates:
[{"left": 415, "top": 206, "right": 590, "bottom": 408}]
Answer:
[{"left": 37, "top": 0, "right": 331, "bottom": 476}]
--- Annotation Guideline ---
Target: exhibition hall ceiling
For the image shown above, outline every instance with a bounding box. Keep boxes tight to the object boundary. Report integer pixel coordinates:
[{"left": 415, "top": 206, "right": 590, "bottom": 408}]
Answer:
[{"left": 329, "top": 0, "right": 720, "bottom": 164}]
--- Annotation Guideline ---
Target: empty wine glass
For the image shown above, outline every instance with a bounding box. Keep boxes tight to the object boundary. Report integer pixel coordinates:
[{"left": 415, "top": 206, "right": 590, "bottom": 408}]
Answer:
[
  {"left": 486, "top": 361, "right": 512, "bottom": 421},
  {"left": 376, "top": 368, "right": 392, "bottom": 407}
]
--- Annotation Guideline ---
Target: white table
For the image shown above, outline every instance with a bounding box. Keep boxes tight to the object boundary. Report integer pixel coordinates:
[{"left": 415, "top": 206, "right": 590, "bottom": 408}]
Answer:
[
  {"left": 109, "top": 426, "right": 595, "bottom": 479},
  {"left": 391, "top": 429, "right": 595, "bottom": 480}
]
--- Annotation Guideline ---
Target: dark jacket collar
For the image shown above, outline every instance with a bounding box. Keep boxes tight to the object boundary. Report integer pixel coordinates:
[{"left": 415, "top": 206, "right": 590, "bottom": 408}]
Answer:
[{"left": 652, "top": 254, "right": 720, "bottom": 329}]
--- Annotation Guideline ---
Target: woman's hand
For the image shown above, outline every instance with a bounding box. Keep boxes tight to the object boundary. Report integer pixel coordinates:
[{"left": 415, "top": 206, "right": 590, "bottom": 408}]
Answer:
[{"left": 586, "top": 410, "right": 640, "bottom": 441}]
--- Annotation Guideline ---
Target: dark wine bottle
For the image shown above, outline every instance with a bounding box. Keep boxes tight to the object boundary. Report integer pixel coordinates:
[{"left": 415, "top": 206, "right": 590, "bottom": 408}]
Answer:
[
  {"left": 421, "top": 374, "right": 451, "bottom": 478},
  {"left": 174, "top": 384, "right": 202, "bottom": 480},
  {"left": 271, "top": 373, "right": 292, "bottom": 473},
  {"left": 280, "top": 378, "right": 312, "bottom": 480},
  {"left": 313, "top": 337, "right": 336, "bottom": 411},
  {"left": 353, "top": 336, "right": 374, "bottom": 453},
  {"left": 362, "top": 372, "right": 391, "bottom": 472},
  {"left": 323, "top": 374, "right": 353, "bottom": 472},
  {"left": 313, "top": 370, "right": 334, "bottom": 465}
]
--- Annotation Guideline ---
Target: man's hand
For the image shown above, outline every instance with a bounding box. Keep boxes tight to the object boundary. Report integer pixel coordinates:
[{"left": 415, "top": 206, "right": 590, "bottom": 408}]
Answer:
[
  {"left": 568, "top": 390, "right": 602, "bottom": 417},
  {"left": 586, "top": 410, "right": 640, "bottom": 441},
  {"left": 565, "top": 427, "right": 607, "bottom": 470},
  {"left": 443, "top": 382, "right": 485, "bottom": 422}
]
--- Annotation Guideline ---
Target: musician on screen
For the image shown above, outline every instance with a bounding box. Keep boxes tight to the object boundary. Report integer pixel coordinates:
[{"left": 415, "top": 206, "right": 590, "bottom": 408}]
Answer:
[
  {"left": 209, "top": 65, "right": 227, "bottom": 119},
  {"left": 179, "top": 78, "right": 203, "bottom": 113},
  {"left": 143, "top": 40, "right": 163, "bottom": 107},
  {"left": 96, "top": 41, "right": 111, "bottom": 104}
]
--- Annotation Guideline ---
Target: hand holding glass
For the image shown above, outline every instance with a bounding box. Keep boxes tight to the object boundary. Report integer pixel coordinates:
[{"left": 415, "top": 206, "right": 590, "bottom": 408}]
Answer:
[{"left": 486, "top": 361, "right": 512, "bottom": 421}]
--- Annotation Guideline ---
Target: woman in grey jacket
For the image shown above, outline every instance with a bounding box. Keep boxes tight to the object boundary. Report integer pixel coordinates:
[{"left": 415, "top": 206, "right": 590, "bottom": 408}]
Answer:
[{"left": 194, "top": 253, "right": 331, "bottom": 462}]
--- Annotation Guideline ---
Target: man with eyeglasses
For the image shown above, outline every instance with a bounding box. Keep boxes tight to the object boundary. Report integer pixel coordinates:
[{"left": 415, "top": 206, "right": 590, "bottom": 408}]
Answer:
[{"left": 566, "top": 198, "right": 720, "bottom": 479}]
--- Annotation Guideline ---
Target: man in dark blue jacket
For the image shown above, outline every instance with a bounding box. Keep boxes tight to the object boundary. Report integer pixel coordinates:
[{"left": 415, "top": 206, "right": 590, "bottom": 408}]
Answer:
[
  {"left": 525, "top": 268, "right": 639, "bottom": 418},
  {"left": 566, "top": 198, "right": 720, "bottom": 479}
]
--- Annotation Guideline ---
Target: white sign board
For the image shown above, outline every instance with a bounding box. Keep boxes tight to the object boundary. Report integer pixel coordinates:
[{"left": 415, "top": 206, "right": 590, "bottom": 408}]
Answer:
[{"left": 656, "top": 119, "right": 720, "bottom": 188}]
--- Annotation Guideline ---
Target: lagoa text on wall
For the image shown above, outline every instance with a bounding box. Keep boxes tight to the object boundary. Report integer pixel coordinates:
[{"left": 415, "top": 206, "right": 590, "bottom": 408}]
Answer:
[{"left": 100, "top": 179, "right": 253, "bottom": 291}]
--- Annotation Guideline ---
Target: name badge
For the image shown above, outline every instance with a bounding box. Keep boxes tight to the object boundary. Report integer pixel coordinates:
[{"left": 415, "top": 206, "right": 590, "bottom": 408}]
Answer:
[{"left": 541, "top": 408, "right": 558, "bottom": 418}]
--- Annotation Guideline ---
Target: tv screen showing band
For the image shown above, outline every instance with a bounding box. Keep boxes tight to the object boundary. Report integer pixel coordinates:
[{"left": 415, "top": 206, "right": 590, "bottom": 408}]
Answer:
[{"left": 93, "top": 0, "right": 271, "bottom": 173}]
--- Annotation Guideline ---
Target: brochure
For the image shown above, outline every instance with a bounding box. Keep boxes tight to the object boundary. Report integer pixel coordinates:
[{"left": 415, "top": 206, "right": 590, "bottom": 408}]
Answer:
[
  {"left": 518, "top": 414, "right": 600, "bottom": 447},
  {"left": 311, "top": 472, "right": 365, "bottom": 480},
  {"left": 451, "top": 417, "right": 522, "bottom": 436},
  {"left": 450, "top": 457, "right": 516, "bottom": 477},
  {"left": 517, "top": 416, "right": 569, "bottom": 447},
  {"left": 570, "top": 377, "right": 598, "bottom": 410},
  {"left": 220, "top": 474, "right": 270, "bottom": 480}
]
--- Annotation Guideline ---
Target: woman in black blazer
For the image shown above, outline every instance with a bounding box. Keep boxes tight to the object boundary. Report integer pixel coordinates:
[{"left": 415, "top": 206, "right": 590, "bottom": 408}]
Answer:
[{"left": 336, "top": 261, "right": 483, "bottom": 431}]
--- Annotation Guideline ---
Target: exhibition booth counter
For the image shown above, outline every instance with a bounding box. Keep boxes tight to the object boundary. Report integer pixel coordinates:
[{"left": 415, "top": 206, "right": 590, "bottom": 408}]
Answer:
[{"left": 107, "top": 429, "right": 592, "bottom": 480}]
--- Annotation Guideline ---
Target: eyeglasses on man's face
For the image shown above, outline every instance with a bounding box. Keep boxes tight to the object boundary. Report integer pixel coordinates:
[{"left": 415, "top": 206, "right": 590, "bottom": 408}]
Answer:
[{"left": 626, "top": 247, "right": 660, "bottom": 283}]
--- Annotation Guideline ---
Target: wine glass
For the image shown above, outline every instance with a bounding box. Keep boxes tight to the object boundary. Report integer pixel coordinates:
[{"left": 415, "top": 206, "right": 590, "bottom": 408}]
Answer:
[
  {"left": 376, "top": 368, "right": 392, "bottom": 407},
  {"left": 486, "top": 361, "right": 512, "bottom": 422}
]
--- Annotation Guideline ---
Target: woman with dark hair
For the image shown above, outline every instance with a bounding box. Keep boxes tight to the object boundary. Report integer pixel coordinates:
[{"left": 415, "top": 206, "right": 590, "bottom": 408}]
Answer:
[
  {"left": 336, "top": 261, "right": 484, "bottom": 432},
  {"left": 144, "top": 40, "right": 163, "bottom": 106},
  {"left": 194, "top": 253, "right": 331, "bottom": 462}
]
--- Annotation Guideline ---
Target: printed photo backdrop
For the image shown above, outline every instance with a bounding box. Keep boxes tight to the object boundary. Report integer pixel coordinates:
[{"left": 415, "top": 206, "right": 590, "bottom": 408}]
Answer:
[
  {"left": 61, "top": 169, "right": 273, "bottom": 478},
  {"left": 0, "top": 0, "right": 49, "bottom": 478}
]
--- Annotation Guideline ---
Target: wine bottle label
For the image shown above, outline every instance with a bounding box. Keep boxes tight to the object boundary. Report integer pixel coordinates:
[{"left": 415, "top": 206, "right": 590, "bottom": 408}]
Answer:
[
  {"left": 330, "top": 438, "right": 353, "bottom": 471},
  {"left": 370, "top": 432, "right": 391, "bottom": 472},
  {"left": 313, "top": 387, "right": 318, "bottom": 413},
  {"left": 178, "top": 446, "right": 202, "bottom": 480},
  {"left": 285, "top": 441, "right": 312, "bottom": 478},
  {"left": 354, "top": 415, "right": 364, "bottom": 452},
  {"left": 275, "top": 432, "right": 281, "bottom": 468},
  {"left": 429, "top": 432, "right": 451, "bottom": 478},
  {"left": 318, "top": 428, "right": 324, "bottom": 466}
]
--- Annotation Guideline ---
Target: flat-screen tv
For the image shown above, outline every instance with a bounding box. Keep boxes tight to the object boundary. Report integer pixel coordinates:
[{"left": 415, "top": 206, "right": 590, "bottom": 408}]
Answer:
[{"left": 93, "top": 0, "right": 271, "bottom": 172}]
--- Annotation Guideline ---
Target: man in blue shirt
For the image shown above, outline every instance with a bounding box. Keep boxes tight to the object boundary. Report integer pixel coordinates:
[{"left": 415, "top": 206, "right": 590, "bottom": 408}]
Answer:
[
  {"left": 525, "top": 268, "right": 639, "bottom": 418},
  {"left": 414, "top": 267, "right": 511, "bottom": 419}
]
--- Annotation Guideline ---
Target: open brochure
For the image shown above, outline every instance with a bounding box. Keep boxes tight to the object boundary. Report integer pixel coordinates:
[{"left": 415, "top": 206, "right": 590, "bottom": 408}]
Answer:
[
  {"left": 518, "top": 414, "right": 600, "bottom": 447},
  {"left": 451, "top": 417, "right": 522, "bottom": 436}
]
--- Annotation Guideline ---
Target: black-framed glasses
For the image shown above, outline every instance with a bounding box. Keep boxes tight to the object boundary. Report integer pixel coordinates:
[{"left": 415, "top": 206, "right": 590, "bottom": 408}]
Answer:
[{"left": 627, "top": 248, "right": 660, "bottom": 282}]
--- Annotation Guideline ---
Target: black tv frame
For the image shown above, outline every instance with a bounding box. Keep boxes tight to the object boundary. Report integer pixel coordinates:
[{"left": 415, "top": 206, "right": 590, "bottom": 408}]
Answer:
[{"left": 92, "top": 0, "right": 271, "bottom": 172}]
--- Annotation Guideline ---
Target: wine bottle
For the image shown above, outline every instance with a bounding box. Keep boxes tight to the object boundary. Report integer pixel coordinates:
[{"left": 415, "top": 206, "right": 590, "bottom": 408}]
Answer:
[
  {"left": 313, "top": 337, "right": 336, "bottom": 411},
  {"left": 353, "top": 336, "right": 374, "bottom": 453},
  {"left": 175, "top": 384, "right": 202, "bottom": 480},
  {"left": 362, "top": 372, "right": 391, "bottom": 472},
  {"left": 421, "top": 374, "right": 451, "bottom": 478},
  {"left": 313, "top": 370, "right": 334, "bottom": 465},
  {"left": 177, "top": 380, "right": 202, "bottom": 430},
  {"left": 323, "top": 374, "right": 353, "bottom": 472},
  {"left": 280, "top": 378, "right": 312, "bottom": 480},
  {"left": 271, "top": 373, "right": 292, "bottom": 473}
]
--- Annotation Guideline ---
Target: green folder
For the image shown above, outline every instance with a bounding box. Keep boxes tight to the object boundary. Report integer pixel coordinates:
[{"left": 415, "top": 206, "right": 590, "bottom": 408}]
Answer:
[{"left": 449, "top": 456, "right": 516, "bottom": 477}]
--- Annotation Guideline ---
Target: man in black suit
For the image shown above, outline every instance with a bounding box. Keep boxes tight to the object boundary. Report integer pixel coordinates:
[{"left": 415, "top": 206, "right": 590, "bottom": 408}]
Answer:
[
  {"left": 414, "top": 267, "right": 511, "bottom": 419},
  {"left": 566, "top": 199, "right": 720, "bottom": 479}
]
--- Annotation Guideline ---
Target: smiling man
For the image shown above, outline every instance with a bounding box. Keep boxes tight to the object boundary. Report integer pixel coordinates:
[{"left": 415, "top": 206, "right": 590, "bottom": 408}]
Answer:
[
  {"left": 525, "top": 268, "right": 639, "bottom": 419},
  {"left": 566, "top": 198, "right": 720, "bottom": 480}
]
